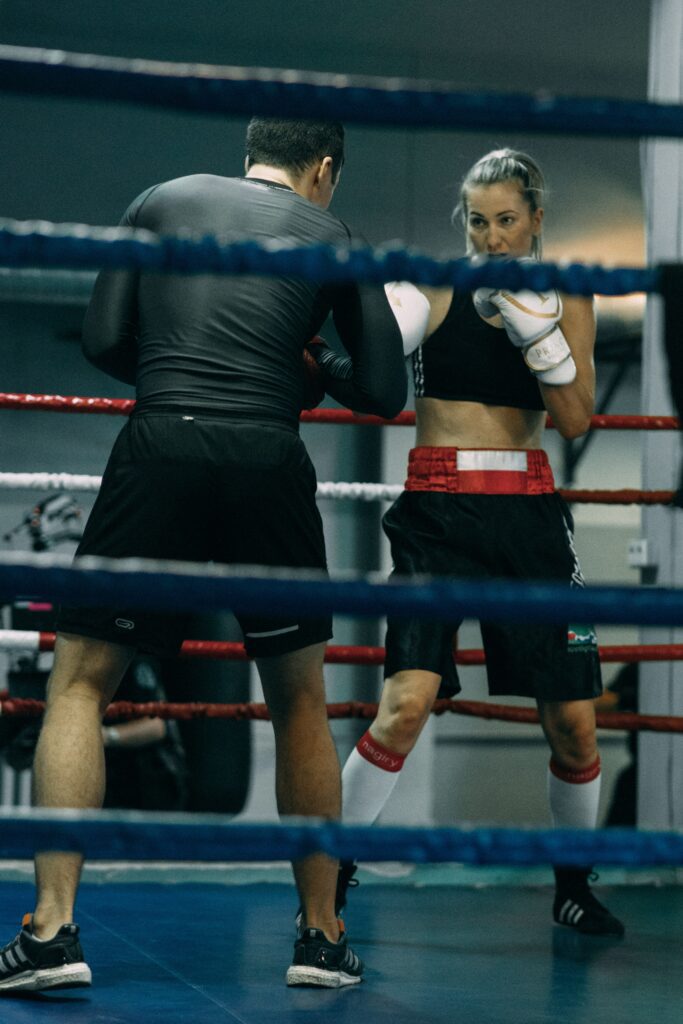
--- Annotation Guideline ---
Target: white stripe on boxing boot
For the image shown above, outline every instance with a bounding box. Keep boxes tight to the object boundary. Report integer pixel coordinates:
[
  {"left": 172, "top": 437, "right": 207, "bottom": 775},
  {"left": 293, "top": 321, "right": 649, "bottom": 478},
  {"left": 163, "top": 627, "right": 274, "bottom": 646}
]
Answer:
[{"left": 559, "top": 899, "right": 585, "bottom": 926}]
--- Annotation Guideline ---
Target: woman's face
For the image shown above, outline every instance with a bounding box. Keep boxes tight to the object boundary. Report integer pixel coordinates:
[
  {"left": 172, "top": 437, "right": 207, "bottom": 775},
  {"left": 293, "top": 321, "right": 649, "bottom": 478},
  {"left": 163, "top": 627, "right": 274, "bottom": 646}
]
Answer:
[{"left": 465, "top": 180, "right": 543, "bottom": 258}]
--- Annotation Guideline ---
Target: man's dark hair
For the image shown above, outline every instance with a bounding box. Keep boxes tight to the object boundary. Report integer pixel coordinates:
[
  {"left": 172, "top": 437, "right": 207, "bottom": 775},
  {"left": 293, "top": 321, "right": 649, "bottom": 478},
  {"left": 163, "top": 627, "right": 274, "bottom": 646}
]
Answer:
[{"left": 245, "top": 119, "right": 345, "bottom": 181}]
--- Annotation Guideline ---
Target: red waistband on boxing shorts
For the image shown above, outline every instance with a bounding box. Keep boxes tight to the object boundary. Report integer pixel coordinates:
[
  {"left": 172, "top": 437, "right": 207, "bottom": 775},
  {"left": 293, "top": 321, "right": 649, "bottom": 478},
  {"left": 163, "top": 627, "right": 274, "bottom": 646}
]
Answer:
[{"left": 405, "top": 447, "right": 556, "bottom": 495}]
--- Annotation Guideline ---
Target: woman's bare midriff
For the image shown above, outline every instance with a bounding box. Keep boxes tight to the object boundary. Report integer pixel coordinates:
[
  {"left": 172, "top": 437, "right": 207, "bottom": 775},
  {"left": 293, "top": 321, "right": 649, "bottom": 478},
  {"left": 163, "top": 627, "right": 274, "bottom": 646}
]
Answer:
[{"left": 415, "top": 397, "right": 546, "bottom": 449}]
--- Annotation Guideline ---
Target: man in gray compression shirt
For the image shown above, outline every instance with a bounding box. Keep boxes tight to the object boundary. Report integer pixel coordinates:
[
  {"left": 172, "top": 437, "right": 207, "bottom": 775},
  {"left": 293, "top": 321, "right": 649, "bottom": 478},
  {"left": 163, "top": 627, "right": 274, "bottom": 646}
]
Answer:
[{"left": 0, "top": 119, "right": 406, "bottom": 995}]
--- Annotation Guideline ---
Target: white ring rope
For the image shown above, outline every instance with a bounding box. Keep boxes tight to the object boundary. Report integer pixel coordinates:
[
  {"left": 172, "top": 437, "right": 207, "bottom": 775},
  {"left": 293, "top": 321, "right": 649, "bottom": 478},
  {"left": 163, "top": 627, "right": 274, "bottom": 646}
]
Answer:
[
  {"left": 0, "top": 472, "right": 102, "bottom": 492},
  {"left": 0, "top": 630, "right": 41, "bottom": 652},
  {"left": 315, "top": 481, "right": 402, "bottom": 501},
  {"left": 0, "top": 472, "right": 402, "bottom": 501}
]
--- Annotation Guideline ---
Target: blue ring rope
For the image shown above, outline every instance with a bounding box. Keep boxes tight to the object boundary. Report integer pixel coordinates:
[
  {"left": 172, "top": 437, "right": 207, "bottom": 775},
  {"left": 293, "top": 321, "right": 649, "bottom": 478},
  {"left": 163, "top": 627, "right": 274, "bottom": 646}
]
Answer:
[
  {"left": 0, "top": 44, "right": 682, "bottom": 140},
  {"left": 0, "top": 219, "right": 659, "bottom": 295},
  {"left": 0, "top": 812, "right": 680, "bottom": 866},
  {"left": 2, "top": 554, "right": 683, "bottom": 628}
]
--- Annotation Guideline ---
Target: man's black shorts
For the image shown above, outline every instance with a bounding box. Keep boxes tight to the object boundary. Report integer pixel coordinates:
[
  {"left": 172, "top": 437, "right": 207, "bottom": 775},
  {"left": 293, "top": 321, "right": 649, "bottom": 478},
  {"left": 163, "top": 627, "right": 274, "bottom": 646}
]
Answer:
[
  {"left": 382, "top": 491, "right": 602, "bottom": 701},
  {"left": 57, "top": 412, "right": 332, "bottom": 657}
]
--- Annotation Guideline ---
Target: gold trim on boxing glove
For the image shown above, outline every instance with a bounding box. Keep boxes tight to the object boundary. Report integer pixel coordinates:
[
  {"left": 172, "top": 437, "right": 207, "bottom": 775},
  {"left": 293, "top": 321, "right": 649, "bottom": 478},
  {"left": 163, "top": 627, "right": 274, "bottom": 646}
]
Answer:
[
  {"left": 499, "top": 291, "right": 562, "bottom": 319},
  {"left": 523, "top": 326, "right": 571, "bottom": 372}
]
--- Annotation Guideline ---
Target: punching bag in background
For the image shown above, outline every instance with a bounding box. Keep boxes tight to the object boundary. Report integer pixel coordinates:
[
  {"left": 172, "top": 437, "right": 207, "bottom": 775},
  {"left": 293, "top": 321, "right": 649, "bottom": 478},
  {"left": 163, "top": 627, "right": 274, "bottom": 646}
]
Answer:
[{"left": 162, "top": 613, "right": 251, "bottom": 814}]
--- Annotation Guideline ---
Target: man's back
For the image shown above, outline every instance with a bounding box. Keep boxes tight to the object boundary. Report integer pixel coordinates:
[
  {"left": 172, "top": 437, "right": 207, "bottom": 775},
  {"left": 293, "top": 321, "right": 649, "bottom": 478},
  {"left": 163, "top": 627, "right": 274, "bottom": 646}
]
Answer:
[{"left": 113, "top": 173, "right": 353, "bottom": 424}]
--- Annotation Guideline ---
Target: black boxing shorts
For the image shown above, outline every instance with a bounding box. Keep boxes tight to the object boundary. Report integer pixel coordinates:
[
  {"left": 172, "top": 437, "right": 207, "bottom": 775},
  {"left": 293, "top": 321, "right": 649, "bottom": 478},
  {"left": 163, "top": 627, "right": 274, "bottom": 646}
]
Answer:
[
  {"left": 382, "top": 447, "right": 602, "bottom": 701},
  {"left": 56, "top": 412, "right": 332, "bottom": 658}
]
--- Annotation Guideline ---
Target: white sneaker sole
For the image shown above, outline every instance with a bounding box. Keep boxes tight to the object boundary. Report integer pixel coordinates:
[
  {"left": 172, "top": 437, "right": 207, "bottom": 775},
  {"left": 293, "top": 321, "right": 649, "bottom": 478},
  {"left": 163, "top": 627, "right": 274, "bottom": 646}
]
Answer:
[
  {"left": 0, "top": 962, "right": 92, "bottom": 993},
  {"left": 286, "top": 965, "right": 361, "bottom": 988}
]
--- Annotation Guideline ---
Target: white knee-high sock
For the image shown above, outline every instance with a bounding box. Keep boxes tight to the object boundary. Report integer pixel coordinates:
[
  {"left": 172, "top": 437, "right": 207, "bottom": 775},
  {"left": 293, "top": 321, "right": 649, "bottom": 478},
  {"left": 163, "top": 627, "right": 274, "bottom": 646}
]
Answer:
[
  {"left": 547, "top": 756, "right": 601, "bottom": 829},
  {"left": 341, "top": 729, "right": 406, "bottom": 824}
]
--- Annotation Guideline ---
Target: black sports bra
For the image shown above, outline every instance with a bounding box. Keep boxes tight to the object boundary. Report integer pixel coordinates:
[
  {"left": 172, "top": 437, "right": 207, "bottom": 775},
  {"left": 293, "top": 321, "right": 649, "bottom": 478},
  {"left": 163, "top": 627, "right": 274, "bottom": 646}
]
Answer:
[{"left": 412, "top": 289, "right": 544, "bottom": 410}]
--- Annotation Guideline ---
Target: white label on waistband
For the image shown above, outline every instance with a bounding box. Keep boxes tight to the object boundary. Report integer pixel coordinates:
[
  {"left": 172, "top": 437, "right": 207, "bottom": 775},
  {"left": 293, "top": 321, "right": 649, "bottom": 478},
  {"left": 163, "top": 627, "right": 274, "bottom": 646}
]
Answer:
[{"left": 457, "top": 450, "right": 528, "bottom": 472}]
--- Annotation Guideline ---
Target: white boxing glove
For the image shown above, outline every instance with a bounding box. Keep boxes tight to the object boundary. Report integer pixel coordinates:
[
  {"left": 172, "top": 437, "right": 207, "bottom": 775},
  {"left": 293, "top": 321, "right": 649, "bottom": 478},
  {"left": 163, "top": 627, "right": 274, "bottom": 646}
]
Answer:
[
  {"left": 384, "top": 281, "right": 431, "bottom": 356},
  {"left": 473, "top": 264, "right": 576, "bottom": 386},
  {"left": 472, "top": 288, "right": 500, "bottom": 320}
]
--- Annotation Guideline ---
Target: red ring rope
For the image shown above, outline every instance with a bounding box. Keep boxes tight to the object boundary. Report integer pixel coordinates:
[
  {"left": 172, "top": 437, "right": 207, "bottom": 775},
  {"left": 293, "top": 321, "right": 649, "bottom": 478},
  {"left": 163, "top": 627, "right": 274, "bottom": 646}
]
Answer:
[
  {"left": 27, "top": 633, "right": 683, "bottom": 665},
  {"left": 557, "top": 489, "right": 674, "bottom": 505},
  {"left": 0, "top": 394, "right": 679, "bottom": 431},
  {"left": 0, "top": 697, "right": 678, "bottom": 733},
  {"left": 0, "top": 394, "right": 135, "bottom": 415}
]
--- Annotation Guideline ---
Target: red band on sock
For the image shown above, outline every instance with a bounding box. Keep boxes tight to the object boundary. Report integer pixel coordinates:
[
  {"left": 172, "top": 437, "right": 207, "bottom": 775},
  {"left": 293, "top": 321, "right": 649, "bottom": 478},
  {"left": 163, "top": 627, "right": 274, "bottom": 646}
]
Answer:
[
  {"left": 549, "top": 756, "right": 601, "bottom": 785},
  {"left": 356, "top": 730, "right": 406, "bottom": 773}
]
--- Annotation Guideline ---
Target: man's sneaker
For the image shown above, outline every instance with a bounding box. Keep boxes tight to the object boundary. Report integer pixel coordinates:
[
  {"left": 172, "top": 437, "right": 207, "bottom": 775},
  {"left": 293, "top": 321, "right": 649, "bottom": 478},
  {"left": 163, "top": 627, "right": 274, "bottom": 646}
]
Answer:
[
  {"left": 553, "top": 868, "right": 625, "bottom": 937},
  {"left": 295, "top": 860, "right": 359, "bottom": 932},
  {"left": 286, "top": 927, "right": 363, "bottom": 988},
  {"left": 0, "top": 914, "right": 92, "bottom": 993}
]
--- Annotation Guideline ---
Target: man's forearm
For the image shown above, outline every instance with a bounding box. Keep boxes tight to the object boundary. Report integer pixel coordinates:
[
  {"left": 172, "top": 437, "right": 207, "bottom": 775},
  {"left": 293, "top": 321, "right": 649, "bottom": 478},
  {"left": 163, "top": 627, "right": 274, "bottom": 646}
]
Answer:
[
  {"left": 82, "top": 269, "right": 139, "bottom": 385},
  {"left": 330, "top": 284, "right": 407, "bottom": 417}
]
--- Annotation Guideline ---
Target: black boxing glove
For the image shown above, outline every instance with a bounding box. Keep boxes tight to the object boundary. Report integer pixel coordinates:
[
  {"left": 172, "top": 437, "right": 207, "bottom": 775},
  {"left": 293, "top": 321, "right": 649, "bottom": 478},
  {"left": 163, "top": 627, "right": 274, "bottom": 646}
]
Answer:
[
  {"left": 301, "top": 336, "right": 327, "bottom": 409},
  {"left": 307, "top": 335, "right": 356, "bottom": 385}
]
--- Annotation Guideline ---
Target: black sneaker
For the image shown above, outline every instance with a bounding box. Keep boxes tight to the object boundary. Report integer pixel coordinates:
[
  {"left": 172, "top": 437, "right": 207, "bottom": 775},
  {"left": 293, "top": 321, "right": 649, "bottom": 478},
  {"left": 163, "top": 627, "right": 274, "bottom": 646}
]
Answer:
[
  {"left": 553, "top": 869, "right": 625, "bottom": 937},
  {"left": 0, "top": 914, "right": 92, "bottom": 993},
  {"left": 295, "top": 860, "right": 359, "bottom": 932},
  {"left": 286, "top": 927, "right": 363, "bottom": 988}
]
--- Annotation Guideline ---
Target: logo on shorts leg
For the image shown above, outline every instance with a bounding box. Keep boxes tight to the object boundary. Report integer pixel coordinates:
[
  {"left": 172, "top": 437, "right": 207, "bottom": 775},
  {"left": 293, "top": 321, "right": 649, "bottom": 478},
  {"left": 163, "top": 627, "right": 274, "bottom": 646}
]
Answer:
[
  {"left": 115, "top": 618, "right": 135, "bottom": 630},
  {"left": 567, "top": 623, "right": 597, "bottom": 653}
]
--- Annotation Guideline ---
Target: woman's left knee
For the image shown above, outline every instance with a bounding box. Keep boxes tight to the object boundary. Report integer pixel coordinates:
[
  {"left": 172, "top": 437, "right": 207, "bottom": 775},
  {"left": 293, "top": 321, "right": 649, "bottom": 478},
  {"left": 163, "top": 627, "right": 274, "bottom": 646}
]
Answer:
[{"left": 542, "top": 705, "right": 598, "bottom": 765}]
